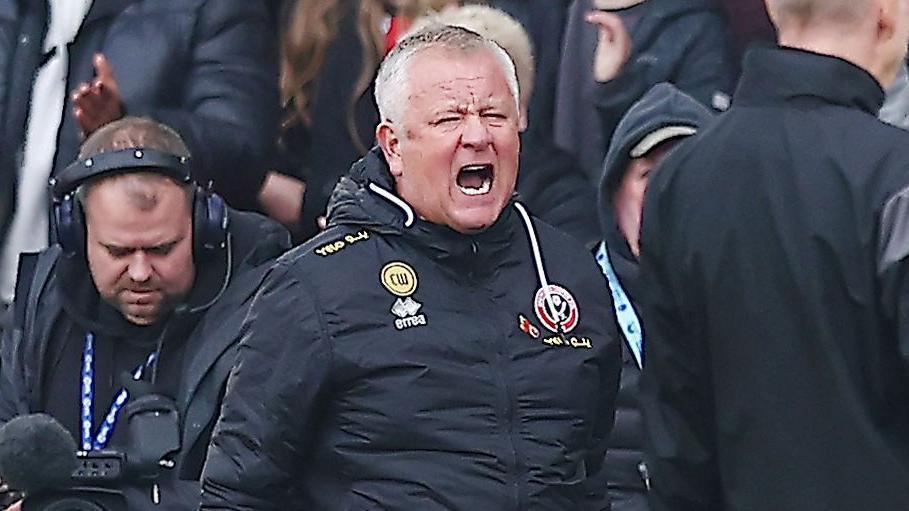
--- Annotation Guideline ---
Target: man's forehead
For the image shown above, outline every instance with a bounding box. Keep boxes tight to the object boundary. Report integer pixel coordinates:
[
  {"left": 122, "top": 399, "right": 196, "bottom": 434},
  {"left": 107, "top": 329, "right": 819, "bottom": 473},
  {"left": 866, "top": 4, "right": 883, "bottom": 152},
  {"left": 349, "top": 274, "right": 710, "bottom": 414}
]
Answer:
[
  {"left": 91, "top": 221, "right": 185, "bottom": 248},
  {"left": 408, "top": 47, "right": 507, "bottom": 85},
  {"left": 406, "top": 53, "right": 513, "bottom": 102}
]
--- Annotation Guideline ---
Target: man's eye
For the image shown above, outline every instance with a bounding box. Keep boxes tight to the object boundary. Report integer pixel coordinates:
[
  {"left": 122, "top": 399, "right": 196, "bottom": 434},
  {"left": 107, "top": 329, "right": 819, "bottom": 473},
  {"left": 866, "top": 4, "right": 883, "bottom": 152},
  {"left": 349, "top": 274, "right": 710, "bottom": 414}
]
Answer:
[
  {"left": 482, "top": 112, "right": 507, "bottom": 120},
  {"left": 146, "top": 243, "right": 175, "bottom": 256},
  {"left": 107, "top": 247, "right": 131, "bottom": 258},
  {"left": 433, "top": 116, "right": 460, "bottom": 125}
]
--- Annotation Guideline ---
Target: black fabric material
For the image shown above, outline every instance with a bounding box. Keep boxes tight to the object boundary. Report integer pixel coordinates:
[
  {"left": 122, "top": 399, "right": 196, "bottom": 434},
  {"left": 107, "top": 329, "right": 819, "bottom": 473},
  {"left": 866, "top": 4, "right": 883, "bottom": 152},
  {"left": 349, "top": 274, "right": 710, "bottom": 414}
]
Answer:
[
  {"left": 200, "top": 148, "right": 622, "bottom": 510},
  {"left": 0, "top": 209, "right": 290, "bottom": 510},
  {"left": 596, "top": 83, "right": 713, "bottom": 508},
  {"left": 515, "top": 139, "right": 600, "bottom": 249},
  {"left": 554, "top": 0, "right": 733, "bottom": 181},
  {"left": 0, "top": 0, "right": 279, "bottom": 238},
  {"left": 638, "top": 46, "right": 909, "bottom": 510}
]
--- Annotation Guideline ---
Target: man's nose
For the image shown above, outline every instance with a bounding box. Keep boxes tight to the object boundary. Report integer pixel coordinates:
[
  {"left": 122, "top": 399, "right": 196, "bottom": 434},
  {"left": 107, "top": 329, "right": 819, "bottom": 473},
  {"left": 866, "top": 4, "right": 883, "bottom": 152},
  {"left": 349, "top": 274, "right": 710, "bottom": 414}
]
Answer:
[
  {"left": 461, "top": 115, "right": 492, "bottom": 150},
  {"left": 127, "top": 253, "right": 153, "bottom": 283}
]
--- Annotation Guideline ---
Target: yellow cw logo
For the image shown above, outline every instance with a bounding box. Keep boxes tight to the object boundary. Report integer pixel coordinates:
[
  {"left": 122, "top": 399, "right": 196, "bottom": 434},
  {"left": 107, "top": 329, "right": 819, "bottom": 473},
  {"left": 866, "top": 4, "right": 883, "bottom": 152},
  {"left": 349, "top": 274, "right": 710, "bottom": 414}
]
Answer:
[{"left": 381, "top": 262, "right": 418, "bottom": 297}]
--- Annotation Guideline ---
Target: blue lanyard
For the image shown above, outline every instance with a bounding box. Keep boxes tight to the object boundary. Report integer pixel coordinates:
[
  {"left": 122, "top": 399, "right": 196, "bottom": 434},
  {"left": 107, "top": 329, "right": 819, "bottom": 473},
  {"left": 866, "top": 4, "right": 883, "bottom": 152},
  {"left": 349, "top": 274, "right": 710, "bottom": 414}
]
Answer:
[
  {"left": 596, "top": 242, "right": 643, "bottom": 369},
  {"left": 80, "top": 332, "right": 158, "bottom": 451}
]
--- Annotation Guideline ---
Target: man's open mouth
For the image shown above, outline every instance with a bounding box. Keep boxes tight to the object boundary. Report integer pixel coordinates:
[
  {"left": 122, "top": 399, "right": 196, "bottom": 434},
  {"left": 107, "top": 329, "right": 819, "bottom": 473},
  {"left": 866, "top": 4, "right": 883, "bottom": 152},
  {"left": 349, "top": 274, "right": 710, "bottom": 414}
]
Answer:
[{"left": 456, "top": 164, "right": 494, "bottom": 196}]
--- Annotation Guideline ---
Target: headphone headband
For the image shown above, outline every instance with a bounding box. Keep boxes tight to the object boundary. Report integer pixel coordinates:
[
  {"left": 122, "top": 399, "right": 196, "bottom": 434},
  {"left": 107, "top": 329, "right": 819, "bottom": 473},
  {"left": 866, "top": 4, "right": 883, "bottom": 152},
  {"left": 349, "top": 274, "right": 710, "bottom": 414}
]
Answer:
[
  {"left": 51, "top": 148, "right": 192, "bottom": 199},
  {"left": 51, "top": 147, "right": 228, "bottom": 263}
]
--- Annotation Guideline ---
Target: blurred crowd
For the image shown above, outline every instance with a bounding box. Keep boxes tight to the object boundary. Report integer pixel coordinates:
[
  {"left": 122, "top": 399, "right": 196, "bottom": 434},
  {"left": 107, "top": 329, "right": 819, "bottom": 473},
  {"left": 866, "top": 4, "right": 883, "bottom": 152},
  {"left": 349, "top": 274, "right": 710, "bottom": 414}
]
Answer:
[
  {"left": 3, "top": 0, "right": 906, "bottom": 297},
  {"left": 2, "top": 0, "right": 909, "bottom": 509},
  {"left": 0, "top": 0, "right": 783, "bottom": 304}
]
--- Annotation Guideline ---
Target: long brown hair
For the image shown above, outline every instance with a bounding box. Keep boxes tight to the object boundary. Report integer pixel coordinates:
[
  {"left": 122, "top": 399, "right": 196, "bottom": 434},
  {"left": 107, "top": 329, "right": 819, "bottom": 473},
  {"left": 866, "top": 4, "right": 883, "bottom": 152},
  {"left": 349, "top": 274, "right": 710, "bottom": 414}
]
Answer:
[
  {"left": 280, "top": 0, "right": 385, "bottom": 155},
  {"left": 281, "top": 0, "right": 456, "bottom": 156}
]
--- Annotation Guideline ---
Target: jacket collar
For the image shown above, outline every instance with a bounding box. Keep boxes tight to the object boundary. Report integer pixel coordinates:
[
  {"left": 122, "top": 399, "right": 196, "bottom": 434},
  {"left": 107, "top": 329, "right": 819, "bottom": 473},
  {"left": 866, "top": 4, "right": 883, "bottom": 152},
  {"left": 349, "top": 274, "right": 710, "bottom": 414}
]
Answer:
[
  {"left": 734, "top": 46, "right": 885, "bottom": 115},
  {"left": 329, "top": 148, "right": 521, "bottom": 281},
  {"left": 403, "top": 206, "right": 519, "bottom": 282}
]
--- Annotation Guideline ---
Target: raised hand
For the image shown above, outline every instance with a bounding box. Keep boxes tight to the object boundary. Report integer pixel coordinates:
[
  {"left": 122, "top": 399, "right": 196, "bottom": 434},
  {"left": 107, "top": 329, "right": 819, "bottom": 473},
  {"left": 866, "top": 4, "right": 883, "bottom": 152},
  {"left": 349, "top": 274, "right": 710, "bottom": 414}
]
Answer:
[
  {"left": 586, "top": 10, "right": 633, "bottom": 83},
  {"left": 72, "top": 53, "right": 124, "bottom": 137}
]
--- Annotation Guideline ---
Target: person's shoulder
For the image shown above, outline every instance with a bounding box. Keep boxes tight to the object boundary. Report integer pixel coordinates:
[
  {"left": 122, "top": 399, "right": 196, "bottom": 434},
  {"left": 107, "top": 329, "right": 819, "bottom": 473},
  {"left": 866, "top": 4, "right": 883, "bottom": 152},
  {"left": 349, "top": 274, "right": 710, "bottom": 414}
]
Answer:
[
  {"left": 7, "top": 246, "right": 64, "bottom": 333},
  {"left": 15, "top": 246, "right": 63, "bottom": 297},
  {"left": 274, "top": 226, "right": 383, "bottom": 275},
  {"left": 225, "top": 208, "right": 291, "bottom": 267}
]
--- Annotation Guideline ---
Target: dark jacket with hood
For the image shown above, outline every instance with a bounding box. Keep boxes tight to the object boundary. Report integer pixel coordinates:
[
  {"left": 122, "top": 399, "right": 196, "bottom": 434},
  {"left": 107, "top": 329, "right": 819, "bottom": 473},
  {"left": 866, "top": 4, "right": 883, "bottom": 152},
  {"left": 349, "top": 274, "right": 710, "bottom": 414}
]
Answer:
[
  {"left": 596, "top": 83, "right": 713, "bottom": 510},
  {"left": 639, "top": 47, "right": 909, "bottom": 510},
  {"left": 0, "top": 0, "right": 279, "bottom": 240},
  {"left": 200, "top": 148, "right": 622, "bottom": 510},
  {"left": 0, "top": 209, "right": 289, "bottom": 510},
  {"left": 554, "top": 0, "right": 733, "bottom": 181}
]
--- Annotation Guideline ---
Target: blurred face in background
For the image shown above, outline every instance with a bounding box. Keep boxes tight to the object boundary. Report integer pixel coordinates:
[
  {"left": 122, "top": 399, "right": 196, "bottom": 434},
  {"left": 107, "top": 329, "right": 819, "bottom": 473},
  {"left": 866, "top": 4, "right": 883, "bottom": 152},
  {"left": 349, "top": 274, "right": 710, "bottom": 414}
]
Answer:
[
  {"left": 84, "top": 174, "right": 195, "bottom": 325},
  {"left": 379, "top": 47, "right": 521, "bottom": 234},
  {"left": 613, "top": 139, "right": 680, "bottom": 258}
]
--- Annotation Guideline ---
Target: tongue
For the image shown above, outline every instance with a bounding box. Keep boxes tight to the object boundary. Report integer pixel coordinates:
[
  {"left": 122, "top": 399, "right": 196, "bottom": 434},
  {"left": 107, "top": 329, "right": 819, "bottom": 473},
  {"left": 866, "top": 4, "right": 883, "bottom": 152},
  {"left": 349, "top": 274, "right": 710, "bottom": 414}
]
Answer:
[{"left": 458, "top": 170, "right": 485, "bottom": 189}]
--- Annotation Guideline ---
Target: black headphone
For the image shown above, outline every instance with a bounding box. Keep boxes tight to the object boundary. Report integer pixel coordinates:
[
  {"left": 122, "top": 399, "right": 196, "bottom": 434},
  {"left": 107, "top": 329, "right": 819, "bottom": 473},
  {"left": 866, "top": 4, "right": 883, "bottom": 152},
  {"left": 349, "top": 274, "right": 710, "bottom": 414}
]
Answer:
[{"left": 50, "top": 147, "right": 229, "bottom": 261}]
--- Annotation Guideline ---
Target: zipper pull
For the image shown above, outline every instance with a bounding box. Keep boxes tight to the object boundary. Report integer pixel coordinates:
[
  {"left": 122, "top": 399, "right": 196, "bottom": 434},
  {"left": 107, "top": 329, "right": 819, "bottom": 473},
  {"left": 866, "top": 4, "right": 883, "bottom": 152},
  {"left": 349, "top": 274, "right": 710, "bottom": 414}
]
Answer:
[
  {"left": 638, "top": 461, "right": 651, "bottom": 491},
  {"left": 152, "top": 482, "right": 161, "bottom": 505}
]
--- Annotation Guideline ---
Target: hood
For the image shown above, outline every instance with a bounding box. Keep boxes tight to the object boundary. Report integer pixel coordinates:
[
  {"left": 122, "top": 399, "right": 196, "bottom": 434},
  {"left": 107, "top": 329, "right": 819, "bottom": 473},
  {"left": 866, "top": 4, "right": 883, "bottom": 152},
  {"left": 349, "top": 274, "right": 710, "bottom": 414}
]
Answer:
[
  {"left": 597, "top": 82, "right": 714, "bottom": 263},
  {"left": 59, "top": 209, "right": 290, "bottom": 338},
  {"left": 326, "top": 147, "right": 413, "bottom": 235}
]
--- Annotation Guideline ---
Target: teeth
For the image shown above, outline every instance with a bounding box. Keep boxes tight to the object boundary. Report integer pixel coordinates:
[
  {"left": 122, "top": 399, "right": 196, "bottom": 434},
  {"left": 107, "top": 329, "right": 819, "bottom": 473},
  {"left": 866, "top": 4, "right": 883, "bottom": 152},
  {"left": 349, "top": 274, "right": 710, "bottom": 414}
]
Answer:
[{"left": 459, "top": 177, "right": 492, "bottom": 196}]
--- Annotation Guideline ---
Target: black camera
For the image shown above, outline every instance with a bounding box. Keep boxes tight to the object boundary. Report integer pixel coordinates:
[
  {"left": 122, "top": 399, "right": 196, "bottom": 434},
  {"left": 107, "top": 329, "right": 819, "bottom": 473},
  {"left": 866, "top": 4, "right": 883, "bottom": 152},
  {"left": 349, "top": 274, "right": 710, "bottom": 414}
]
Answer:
[
  {"left": 1, "top": 394, "right": 181, "bottom": 511},
  {"left": 22, "top": 451, "right": 128, "bottom": 511}
]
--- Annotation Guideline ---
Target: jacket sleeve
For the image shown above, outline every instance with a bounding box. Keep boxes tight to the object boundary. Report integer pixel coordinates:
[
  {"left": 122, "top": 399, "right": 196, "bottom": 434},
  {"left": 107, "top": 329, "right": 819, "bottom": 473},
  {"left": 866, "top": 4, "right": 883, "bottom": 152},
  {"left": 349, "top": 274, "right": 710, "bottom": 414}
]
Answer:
[
  {"left": 594, "top": 62, "right": 652, "bottom": 147},
  {"left": 669, "top": 12, "right": 735, "bottom": 110},
  {"left": 636, "top": 183, "right": 723, "bottom": 510},
  {"left": 584, "top": 298, "right": 623, "bottom": 510},
  {"left": 129, "top": 0, "right": 279, "bottom": 210},
  {"left": 877, "top": 186, "right": 909, "bottom": 366},
  {"left": 199, "top": 262, "right": 333, "bottom": 510}
]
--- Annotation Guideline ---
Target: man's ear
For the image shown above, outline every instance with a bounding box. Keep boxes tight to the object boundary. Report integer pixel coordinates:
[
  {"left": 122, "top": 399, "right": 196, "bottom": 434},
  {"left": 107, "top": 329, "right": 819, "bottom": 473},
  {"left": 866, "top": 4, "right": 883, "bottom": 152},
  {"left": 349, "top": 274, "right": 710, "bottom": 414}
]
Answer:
[{"left": 376, "top": 122, "right": 404, "bottom": 178}]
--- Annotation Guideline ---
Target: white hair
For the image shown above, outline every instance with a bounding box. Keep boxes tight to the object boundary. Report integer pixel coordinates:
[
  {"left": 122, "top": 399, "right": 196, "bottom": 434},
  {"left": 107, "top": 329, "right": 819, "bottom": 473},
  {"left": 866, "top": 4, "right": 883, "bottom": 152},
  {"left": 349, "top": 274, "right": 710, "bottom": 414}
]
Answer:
[
  {"left": 409, "top": 5, "right": 535, "bottom": 107},
  {"left": 374, "top": 24, "right": 520, "bottom": 122}
]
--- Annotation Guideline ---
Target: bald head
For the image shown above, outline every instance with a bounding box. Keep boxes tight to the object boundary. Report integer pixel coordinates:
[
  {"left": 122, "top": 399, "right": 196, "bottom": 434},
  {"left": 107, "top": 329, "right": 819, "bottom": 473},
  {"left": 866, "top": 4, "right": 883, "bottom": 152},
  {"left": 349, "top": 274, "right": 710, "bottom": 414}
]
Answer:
[
  {"left": 766, "top": 0, "right": 871, "bottom": 29},
  {"left": 765, "top": 0, "right": 909, "bottom": 88}
]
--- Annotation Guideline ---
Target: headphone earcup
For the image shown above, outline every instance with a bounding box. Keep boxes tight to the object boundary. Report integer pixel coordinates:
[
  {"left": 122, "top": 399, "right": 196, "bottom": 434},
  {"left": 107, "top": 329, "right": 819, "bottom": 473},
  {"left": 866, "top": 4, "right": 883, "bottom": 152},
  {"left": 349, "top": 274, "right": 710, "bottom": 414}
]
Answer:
[
  {"left": 192, "top": 188, "right": 229, "bottom": 260},
  {"left": 53, "top": 196, "right": 85, "bottom": 259}
]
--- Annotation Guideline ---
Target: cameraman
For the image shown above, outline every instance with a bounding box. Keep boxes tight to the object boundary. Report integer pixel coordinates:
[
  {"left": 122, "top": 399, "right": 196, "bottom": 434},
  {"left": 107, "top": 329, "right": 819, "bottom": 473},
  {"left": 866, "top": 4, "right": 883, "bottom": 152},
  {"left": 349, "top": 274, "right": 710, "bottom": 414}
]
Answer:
[{"left": 0, "top": 117, "right": 289, "bottom": 509}]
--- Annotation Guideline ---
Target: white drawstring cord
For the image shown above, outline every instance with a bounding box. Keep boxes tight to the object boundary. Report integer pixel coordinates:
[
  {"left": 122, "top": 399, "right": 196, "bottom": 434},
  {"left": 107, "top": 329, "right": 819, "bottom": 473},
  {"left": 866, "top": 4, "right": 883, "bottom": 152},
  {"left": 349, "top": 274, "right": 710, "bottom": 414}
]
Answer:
[
  {"left": 513, "top": 202, "right": 557, "bottom": 318},
  {"left": 368, "top": 182, "right": 415, "bottom": 228}
]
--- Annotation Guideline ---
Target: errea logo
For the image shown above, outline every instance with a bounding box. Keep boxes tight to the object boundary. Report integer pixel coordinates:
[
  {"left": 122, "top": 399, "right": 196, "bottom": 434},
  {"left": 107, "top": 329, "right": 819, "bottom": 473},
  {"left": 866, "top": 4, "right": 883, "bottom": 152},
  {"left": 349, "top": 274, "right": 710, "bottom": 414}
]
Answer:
[{"left": 380, "top": 262, "right": 427, "bottom": 331}]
